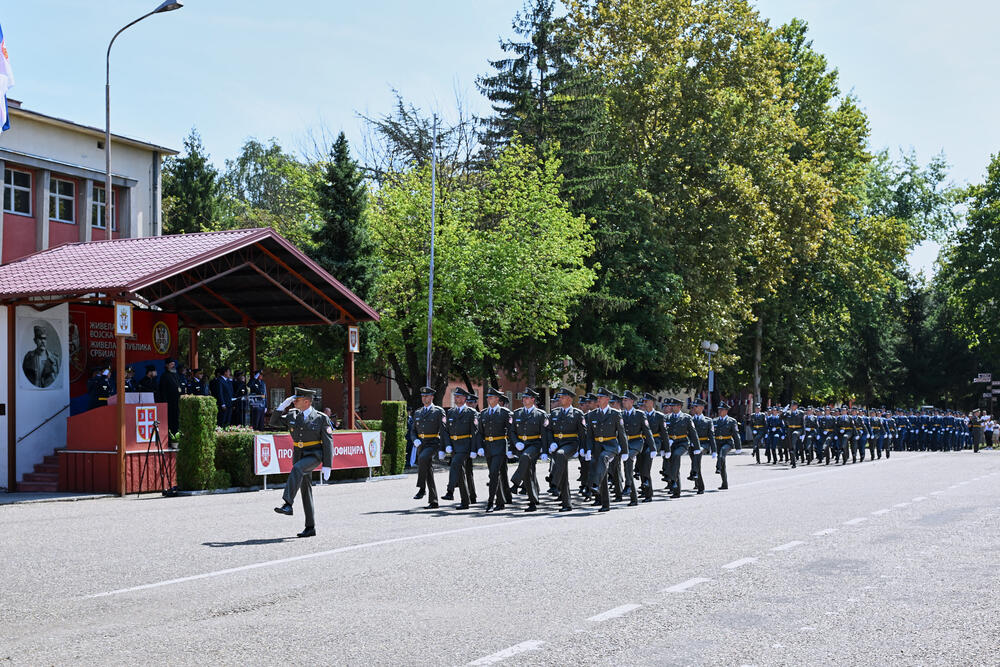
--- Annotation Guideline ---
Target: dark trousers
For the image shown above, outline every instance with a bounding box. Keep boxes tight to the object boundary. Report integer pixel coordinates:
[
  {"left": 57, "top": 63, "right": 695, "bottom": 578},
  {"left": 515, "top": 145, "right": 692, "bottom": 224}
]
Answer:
[
  {"left": 487, "top": 452, "right": 507, "bottom": 507},
  {"left": 609, "top": 454, "right": 623, "bottom": 499},
  {"left": 593, "top": 446, "right": 619, "bottom": 509},
  {"left": 716, "top": 444, "right": 731, "bottom": 486},
  {"left": 282, "top": 450, "right": 321, "bottom": 528},
  {"left": 752, "top": 433, "right": 763, "bottom": 463},
  {"left": 765, "top": 433, "right": 777, "bottom": 462},
  {"left": 688, "top": 447, "right": 705, "bottom": 492},
  {"left": 464, "top": 456, "right": 477, "bottom": 501},
  {"left": 515, "top": 448, "right": 541, "bottom": 505},
  {"left": 637, "top": 443, "right": 656, "bottom": 499},
  {"left": 622, "top": 450, "right": 639, "bottom": 502},
  {"left": 666, "top": 443, "right": 688, "bottom": 495},
  {"left": 416, "top": 446, "right": 439, "bottom": 504},
  {"left": 551, "top": 443, "right": 579, "bottom": 508},
  {"left": 447, "top": 450, "right": 471, "bottom": 505}
]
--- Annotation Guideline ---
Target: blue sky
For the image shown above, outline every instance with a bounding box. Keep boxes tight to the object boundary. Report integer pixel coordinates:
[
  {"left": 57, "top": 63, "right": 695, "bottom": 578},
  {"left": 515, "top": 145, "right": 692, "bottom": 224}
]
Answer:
[{"left": 5, "top": 1, "right": 999, "bottom": 272}]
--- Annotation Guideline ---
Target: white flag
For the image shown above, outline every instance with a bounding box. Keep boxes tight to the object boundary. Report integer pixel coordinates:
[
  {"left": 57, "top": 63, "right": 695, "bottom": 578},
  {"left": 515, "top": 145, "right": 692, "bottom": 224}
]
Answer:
[{"left": 0, "top": 24, "right": 14, "bottom": 132}]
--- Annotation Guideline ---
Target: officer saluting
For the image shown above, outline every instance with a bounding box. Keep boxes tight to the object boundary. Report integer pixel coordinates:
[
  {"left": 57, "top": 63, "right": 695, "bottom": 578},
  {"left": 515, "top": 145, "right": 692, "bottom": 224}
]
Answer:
[
  {"left": 410, "top": 386, "right": 449, "bottom": 509},
  {"left": 271, "top": 388, "right": 334, "bottom": 538}
]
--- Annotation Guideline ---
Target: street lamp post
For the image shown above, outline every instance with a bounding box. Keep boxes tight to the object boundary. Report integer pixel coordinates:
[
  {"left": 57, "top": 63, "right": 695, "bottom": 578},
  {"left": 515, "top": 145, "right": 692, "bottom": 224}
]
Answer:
[
  {"left": 105, "top": 1, "right": 182, "bottom": 241},
  {"left": 701, "top": 340, "right": 719, "bottom": 416}
]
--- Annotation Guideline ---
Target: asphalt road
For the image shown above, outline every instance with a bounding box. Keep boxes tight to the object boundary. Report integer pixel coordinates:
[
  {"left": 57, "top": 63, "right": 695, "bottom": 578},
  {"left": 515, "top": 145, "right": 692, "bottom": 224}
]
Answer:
[{"left": 1, "top": 451, "right": 998, "bottom": 666}]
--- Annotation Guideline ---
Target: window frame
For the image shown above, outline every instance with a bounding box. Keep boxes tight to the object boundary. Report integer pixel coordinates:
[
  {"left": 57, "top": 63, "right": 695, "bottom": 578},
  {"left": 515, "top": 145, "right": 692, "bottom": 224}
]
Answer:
[
  {"left": 91, "top": 183, "right": 117, "bottom": 231},
  {"left": 3, "top": 167, "right": 33, "bottom": 216},
  {"left": 48, "top": 176, "right": 76, "bottom": 224}
]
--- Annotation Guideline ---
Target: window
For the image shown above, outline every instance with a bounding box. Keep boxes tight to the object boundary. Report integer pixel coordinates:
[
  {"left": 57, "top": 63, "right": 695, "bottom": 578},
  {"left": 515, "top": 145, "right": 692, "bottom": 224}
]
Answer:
[
  {"left": 48, "top": 177, "right": 75, "bottom": 223},
  {"left": 92, "top": 184, "right": 117, "bottom": 230},
  {"left": 3, "top": 168, "right": 32, "bottom": 215}
]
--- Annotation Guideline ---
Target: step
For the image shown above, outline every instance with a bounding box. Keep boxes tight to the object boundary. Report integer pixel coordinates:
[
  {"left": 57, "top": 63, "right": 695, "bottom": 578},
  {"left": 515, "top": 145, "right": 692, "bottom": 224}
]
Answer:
[
  {"left": 35, "top": 463, "right": 59, "bottom": 474},
  {"left": 17, "top": 481, "right": 59, "bottom": 493},
  {"left": 43, "top": 455, "right": 59, "bottom": 465},
  {"left": 23, "top": 472, "right": 58, "bottom": 483}
]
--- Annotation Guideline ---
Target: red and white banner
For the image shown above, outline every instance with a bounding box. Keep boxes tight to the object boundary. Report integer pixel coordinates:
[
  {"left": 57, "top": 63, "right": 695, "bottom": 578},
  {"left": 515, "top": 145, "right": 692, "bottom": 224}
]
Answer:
[{"left": 254, "top": 431, "right": 382, "bottom": 475}]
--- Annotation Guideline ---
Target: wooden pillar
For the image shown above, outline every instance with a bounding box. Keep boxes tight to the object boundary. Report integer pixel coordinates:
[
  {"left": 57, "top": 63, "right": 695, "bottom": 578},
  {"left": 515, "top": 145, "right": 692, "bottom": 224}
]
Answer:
[
  {"left": 117, "top": 328, "right": 126, "bottom": 496},
  {"left": 248, "top": 326, "right": 257, "bottom": 373},
  {"left": 345, "top": 332, "right": 356, "bottom": 429},
  {"left": 7, "top": 305, "right": 16, "bottom": 491},
  {"left": 188, "top": 328, "right": 199, "bottom": 370}
]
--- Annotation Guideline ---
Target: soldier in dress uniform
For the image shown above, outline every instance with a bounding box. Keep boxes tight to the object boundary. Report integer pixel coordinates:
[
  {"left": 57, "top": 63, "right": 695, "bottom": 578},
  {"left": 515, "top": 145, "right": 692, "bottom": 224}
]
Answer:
[
  {"left": 713, "top": 402, "right": 741, "bottom": 490},
  {"left": 665, "top": 398, "right": 699, "bottom": 497},
  {"left": 440, "top": 388, "right": 478, "bottom": 510},
  {"left": 803, "top": 406, "right": 819, "bottom": 464},
  {"left": 479, "top": 387, "right": 513, "bottom": 512},
  {"left": 619, "top": 390, "right": 655, "bottom": 506},
  {"left": 585, "top": 387, "right": 628, "bottom": 512},
  {"left": 868, "top": 409, "right": 883, "bottom": 460},
  {"left": 124, "top": 366, "right": 137, "bottom": 392},
  {"left": 971, "top": 410, "right": 984, "bottom": 453},
  {"left": 836, "top": 405, "right": 854, "bottom": 464},
  {"left": 640, "top": 393, "right": 667, "bottom": 503},
  {"left": 782, "top": 400, "right": 804, "bottom": 468},
  {"left": 577, "top": 393, "right": 593, "bottom": 492},
  {"left": 410, "top": 386, "right": 449, "bottom": 508},
  {"left": 270, "top": 388, "right": 334, "bottom": 538},
  {"left": 510, "top": 387, "right": 550, "bottom": 512},
  {"left": 495, "top": 393, "right": 515, "bottom": 505},
  {"left": 765, "top": 406, "right": 783, "bottom": 465},
  {"left": 547, "top": 388, "right": 587, "bottom": 512},
  {"left": 450, "top": 391, "right": 481, "bottom": 504},
  {"left": 87, "top": 365, "right": 113, "bottom": 410},
  {"left": 749, "top": 404, "right": 766, "bottom": 463},
  {"left": 659, "top": 397, "right": 676, "bottom": 483},
  {"left": 689, "top": 399, "right": 715, "bottom": 493}
]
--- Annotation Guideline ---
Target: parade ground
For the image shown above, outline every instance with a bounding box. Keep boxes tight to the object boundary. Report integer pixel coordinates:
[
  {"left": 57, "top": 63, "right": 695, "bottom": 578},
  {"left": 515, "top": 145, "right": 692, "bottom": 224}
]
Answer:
[{"left": 2, "top": 452, "right": 998, "bottom": 665}]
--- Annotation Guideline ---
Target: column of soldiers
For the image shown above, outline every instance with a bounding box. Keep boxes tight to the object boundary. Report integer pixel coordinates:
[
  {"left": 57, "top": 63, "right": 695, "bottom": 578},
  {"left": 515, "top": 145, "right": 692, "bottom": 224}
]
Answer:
[{"left": 408, "top": 385, "right": 748, "bottom": 512}]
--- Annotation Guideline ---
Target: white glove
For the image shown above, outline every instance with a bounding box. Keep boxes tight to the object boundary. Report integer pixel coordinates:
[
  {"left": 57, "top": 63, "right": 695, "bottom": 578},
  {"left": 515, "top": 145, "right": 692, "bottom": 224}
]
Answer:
[
  {"left": 437, "top": 451, "right": 446, "bottom": 460},
  {"left": 540, "top": 453, "right": 549, "bottom": 461},
  {"left": 649, "top": 451, "right": 656, "bottom": 459},
  {"left": 321, "top": 466, "right": 331, "bottom": 481},
  {"left": 477, "top": 448, "right": 485, "bottom": 457},
  {"left": 711, "top": 453, "right": 717, "bottom": 459},
  {"left": 735, "top": 449, "right": 742, "bottom": 454},
  {"left": 549, "top": 443, "right": 558, "bottom": 453},
  {"left": 665, "top": 452, "right": 672, "bottom": 459},
  {"left": 621, "top": 452, "right": 629, "bottom": 461},
  {"left": 470, "top": 451, "right": 478, "bottom": 459},
  {"left": 515, "top": 441, "right": 525, "bottom": 451},
  {"left": 667, "top": 439, "right": 673, "bottom": 447},
  {"left": 278, "top": 395, "right": 295, "bottom": 411},
  {"left": 585, "top": 451, "right": 592, "bottom": 462},
  {"left": 413, "top": 438, "right": 422, "bottom": 447},
  {"left": 445, "top": 445, "right": 453, "bottom": 454},
  {"left": 506, "top": 450, "right": 514, "bottom": 458}
]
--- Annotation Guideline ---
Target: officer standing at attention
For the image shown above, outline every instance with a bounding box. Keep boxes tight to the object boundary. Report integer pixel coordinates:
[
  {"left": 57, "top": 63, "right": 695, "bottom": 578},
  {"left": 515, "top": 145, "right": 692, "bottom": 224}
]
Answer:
[
  {"left": 620, "top": 390, "right": 655, "bottom": 506},
  {"left": 689, "top": 399, "right": 715, "bottom": 494},
  {"left": 665, "top": 398, "right": 698, "bottom": 497},
  {"left": 479, "top": 387, "right": 513, "bottom": 512},
  {"left": 410, "top": 386, "right": 449, "bottom": 508},
  {"left": 441, "top": 388, "right": 478, "bottom": 510},
  {"left": 586, "top": 387, "right": 628, "bottom": 512},
  {"left": 546, "top": 388, "right": 586, "bottom": 512},
  {"left": 271, "top": 388, "right": 334, "bottom": 538},
  {"left": 640, "top": 393, "right": 667, "bottom": 503},
  {"left": 713, "top": 402, "right": 741, "bottom": 490},
  {"left": 510, "top": 387, "right": 549, "bottom": 512}
]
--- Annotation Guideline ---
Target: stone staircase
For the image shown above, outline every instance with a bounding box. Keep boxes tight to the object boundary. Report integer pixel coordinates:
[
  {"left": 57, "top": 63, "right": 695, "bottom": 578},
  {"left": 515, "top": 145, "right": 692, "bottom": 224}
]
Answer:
[{"left": 18, "top": 454, "right": 59, "bottom": 493}]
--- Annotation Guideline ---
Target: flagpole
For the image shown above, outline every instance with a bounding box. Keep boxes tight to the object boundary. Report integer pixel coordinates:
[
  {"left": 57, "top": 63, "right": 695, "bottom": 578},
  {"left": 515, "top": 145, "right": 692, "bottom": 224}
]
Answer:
[{"left": 425, "top": 116, "right": 437, "bottom": 389}]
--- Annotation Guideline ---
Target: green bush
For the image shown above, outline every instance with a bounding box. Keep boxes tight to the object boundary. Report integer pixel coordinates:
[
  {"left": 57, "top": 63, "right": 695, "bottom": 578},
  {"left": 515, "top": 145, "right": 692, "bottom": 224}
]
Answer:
[
  {"left": 381, "top": 401, "right": 407, "bottom": 475},
  {"left": 215, "top": 427, "right": 256, "bottom": 487},
  {"left": 211, "top": 469, "right": 232, "bottom": 490},
  {"left": 177, "top": 395, "right": 218, "bottom": 490}
]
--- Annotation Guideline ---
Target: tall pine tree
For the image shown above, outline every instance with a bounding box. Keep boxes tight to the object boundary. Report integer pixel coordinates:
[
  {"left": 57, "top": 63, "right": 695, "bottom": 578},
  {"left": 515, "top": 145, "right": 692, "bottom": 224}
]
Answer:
[{"left": 162, "top": 129, "right": 221, "bottom": 234}]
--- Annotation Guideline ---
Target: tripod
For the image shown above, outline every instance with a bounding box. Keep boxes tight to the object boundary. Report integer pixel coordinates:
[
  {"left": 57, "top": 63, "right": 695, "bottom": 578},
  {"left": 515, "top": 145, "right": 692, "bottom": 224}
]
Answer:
[{"left": 137, "top": 419, "right": 168, "bottom": 496}]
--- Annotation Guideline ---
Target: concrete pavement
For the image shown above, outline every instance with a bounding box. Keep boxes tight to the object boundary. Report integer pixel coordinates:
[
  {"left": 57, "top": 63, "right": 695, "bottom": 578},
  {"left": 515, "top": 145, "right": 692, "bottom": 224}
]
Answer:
[{"left": 1, "top": 451, "right": 997, "bottom": 665}]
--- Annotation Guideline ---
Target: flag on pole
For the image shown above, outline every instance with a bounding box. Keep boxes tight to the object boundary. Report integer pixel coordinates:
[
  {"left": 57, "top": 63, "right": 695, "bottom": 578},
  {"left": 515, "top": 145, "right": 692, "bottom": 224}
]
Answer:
[{"left": 0, "top": 24, "right": 14, "bottom": 133}]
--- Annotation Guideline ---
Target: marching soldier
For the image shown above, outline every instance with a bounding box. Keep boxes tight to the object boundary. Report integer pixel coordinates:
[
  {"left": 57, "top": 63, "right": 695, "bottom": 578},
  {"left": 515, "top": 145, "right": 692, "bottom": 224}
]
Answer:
[
  {"left": 749, "top": 404, "right": 766, "bottom": 463},
  {"left": 441, "top": 388, "right": 479, "bottom": 509},
  {"left": 783, "top": 400, "right": 804, "bottom": 468},
  {"left": 577, "top": 393, "right": 594, "bottom": 492},
  {"left": 689, "top": 399, "right": 714, "bottom": 493},
  {"left": 803, "top": 406, "right": 819, "bottom": 464},
  {"left": 479, "top": 387, "right": 513, "bottom": 512},
  {"left": 620, "top": 390, "right": 655, "bottom": 506},
  {"left": 837, "top": 405, "right": 854, "bottom": 464},
  {"left": 971, "top": 410, "right": 984, "bottom": 453},
  {"left": 547, "top": 388, "right": 587, "bottom": 512},
  {"left": 410, "top": 386, "right": 449, "bottom": 509},
  {"left": 665, "top": 398, "right": 698, "bottom": 497},
  {"left": 713, "top": 402, "right": 741, "bottom": 489},
  {"left": 586, "top": 387, "right": 628, "bottom": 512},
  {"left": 640, "top": 393, "right": 667, "bottom": 502},
  {"left": 765, "top": 406, "right": 783, "bottom": 465},
  {"left": 271, "top": 388, "right": 334, "bottom": 538},
  {"left": 510, "top": 387, "right": 550, "bottom": 512}
]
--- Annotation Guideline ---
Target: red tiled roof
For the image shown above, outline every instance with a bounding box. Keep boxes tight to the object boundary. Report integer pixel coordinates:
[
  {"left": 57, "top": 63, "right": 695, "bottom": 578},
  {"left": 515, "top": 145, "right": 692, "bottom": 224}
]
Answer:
[{"left": 0, "top": 228, "right": 379, "bottom": 325}]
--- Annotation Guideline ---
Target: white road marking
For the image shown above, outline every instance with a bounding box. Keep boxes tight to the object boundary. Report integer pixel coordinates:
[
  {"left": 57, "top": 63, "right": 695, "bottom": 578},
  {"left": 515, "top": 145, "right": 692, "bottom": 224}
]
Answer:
[
  {"left": 893, "top": 503, "right": 910, "bottom": 508},
  {"left": 85, "top": 516, "right": 546, "bottom": 599},
  {"left": 722, "top": 557, "right": 758, "bottom": 570},
  {"left": 871, "top": 509, "right": 892, "bottom": 516},
  {"left": 930, "top": 491, "right": 944, "bottom": 496},
  {"left": 771, "top": 541, "right": 805, "bottom": 552},
  {"left": 732, "top": 453, "right": 932, "bottom": 491},
  {"left": 587, "top": 603, "right": 642, "bottom": 623},
  {"left": 813, "top": 528, "right": 838, "bottom": 536},
  {"left": 912, "top": 496, "right": 928, "bottom": 502},
  {"left": 661, "top": 577, "right": 712, "bottom": 593},
  {"left": 844, "top": 518, "right": 868, "bottom": 526},
  {"left": 469, "top": 641, "right": 545, "bottom": 665}
]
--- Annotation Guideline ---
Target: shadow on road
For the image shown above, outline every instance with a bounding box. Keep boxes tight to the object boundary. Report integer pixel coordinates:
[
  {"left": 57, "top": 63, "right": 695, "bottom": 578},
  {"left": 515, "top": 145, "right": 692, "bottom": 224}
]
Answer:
[{"left": 202, "top": 537, "right": 296, "bottom": 547}]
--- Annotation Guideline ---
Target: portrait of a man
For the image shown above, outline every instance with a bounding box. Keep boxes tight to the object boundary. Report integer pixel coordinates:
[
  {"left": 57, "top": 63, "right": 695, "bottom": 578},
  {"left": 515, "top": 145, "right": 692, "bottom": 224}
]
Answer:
[{"left": 22, "top": 321, "right": 61, "bottom": 389}]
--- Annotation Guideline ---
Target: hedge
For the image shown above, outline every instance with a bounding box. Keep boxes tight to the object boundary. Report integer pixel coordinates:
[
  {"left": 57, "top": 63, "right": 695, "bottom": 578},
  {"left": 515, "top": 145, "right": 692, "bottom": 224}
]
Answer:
[
  {"left": 177, "top": 395, "right": 218, "bottom": 490},
  {"left": 381, "top": 401, "right": 406, "bottom": 475},
  {"left": 215, "top": 427, "right": 256, "bottom": 487}
]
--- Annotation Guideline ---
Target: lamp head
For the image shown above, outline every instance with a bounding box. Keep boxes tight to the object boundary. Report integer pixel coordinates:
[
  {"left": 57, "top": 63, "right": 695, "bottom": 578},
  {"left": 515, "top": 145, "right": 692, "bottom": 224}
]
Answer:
[
  {"left": 154, "top": 1, "right": 183, "bottom": 13},
  {"left": 709, "top": 342, "right": 719, "bottom": 353},
  {"left": 701, "top": 340, "right": 710, "bottom": 351}
]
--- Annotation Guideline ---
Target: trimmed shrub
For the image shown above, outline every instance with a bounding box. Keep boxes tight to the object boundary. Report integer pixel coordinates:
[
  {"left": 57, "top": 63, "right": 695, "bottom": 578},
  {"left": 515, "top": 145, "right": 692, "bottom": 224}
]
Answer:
[
  {"left": 177, "top": 395, "right": 218, "bottom": 490},
  {"left": 211, "top": 469, "right": 232, "bottom": 490},
  {"left": 215, "top": 427, "right": 256, "bottom": 487},
  {"left": 381, "top": 401, "right": 407, "bottom": 475}
]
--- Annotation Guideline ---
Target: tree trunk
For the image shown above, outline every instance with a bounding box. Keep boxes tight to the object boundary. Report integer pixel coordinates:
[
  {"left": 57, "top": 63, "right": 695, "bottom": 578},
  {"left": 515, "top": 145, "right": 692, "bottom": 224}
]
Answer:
[{"left": 526, "top": 358, "right": 537, "bottom": 388}]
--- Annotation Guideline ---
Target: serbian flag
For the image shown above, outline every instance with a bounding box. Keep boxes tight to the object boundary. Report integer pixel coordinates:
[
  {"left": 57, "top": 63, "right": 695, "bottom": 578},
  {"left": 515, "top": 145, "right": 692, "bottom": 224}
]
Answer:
[{"left": 0, "top": 24, "right": 13, "bottom": 132}]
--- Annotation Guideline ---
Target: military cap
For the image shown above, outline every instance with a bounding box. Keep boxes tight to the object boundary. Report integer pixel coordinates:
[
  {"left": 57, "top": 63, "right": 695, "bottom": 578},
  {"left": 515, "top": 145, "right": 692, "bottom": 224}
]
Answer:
[
  {"left": 642, "top": 392, "right": 657, "bottom": 403},
  {"left": 453, "top": 387, "right": 469, "bottom": 397},
  {"left": 468, "top": 393, "right": 481, "bottom": 404},
  {"left": 692, "top": 398, "right": 707, "bottom": 407},
  {"left": 789, "top": 399, "right": 799, "bottom": 406},
  {"left": 595, "top": 386, "right": 612, "bottom": 398},
  {"left": 486, "top": 387, "right": 504, "bottom": 399},
  {"left": 553, "top": 387, "right": 576, "bottom": 399},
  {"left": 622, "top": 390, "right": 640, "bottom": 402},
  {"left": 498, "top": 395, "right": 508, "bottom": 405},
  {"left": 125, "top": 365, "right": 135, "bottom": 373},
  {"left": 585, "top": 392, "right": 597, "bottom": 402},
  {"left": 611, "top": 393, "right": 622, "bottom": 403},
  {"left": 145, "top": 364, "right": 156, "bottom": 373},
  {"left": 717, "top": 401, "right": 731, "bottom": 410},
  {"left": 521, "top": 387, "right": 540, "bottom": 399},
  {"left": 419, "top": 386, "right": 436, "bottom": 396},
  {"left": 293, "top": 387, "right": 316, "bottom": 399}
]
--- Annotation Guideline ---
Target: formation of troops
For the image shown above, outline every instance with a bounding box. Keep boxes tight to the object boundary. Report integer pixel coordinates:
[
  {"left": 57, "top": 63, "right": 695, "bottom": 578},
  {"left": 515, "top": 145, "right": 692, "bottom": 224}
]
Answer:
[{"left": 407, "top": 387, "right": 994, "bottom": 513}]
